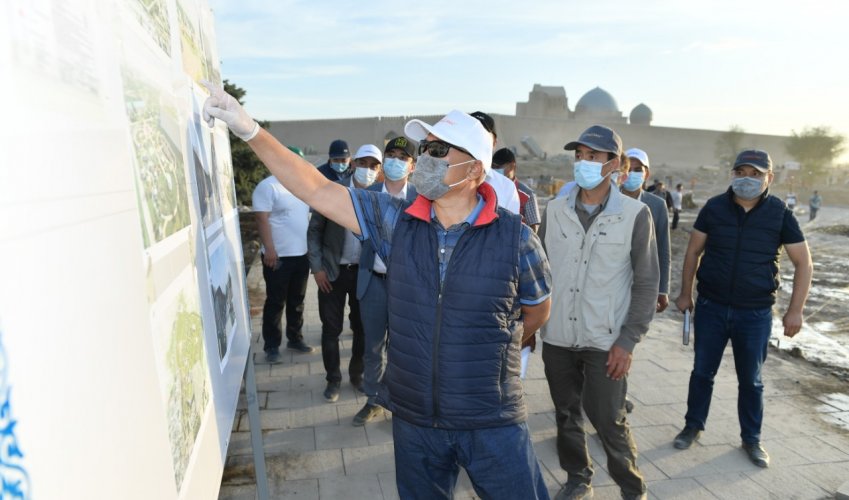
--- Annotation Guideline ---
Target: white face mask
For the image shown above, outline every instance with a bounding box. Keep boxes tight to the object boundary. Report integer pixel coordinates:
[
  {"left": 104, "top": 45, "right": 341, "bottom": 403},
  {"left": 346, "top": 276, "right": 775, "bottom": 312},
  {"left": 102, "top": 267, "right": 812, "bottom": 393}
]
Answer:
[{"left": 353, "top": 166, "right": 378, "bottom": 187}]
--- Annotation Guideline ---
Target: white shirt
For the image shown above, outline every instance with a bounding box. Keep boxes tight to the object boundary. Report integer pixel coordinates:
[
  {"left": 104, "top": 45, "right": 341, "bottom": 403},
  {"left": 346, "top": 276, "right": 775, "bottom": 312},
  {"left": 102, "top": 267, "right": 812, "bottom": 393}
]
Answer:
[
  {"left": 340, "top": 177, "right": 364, "bottom": 265},
  {"left": 671, "top": 191, "right": 683, "bottom": 210},
  {"left": 485, "top": 170, "right": 520, "bottom": 214},
  {"left": 251, "top": 176, "right": 310, "bottom": 256}
]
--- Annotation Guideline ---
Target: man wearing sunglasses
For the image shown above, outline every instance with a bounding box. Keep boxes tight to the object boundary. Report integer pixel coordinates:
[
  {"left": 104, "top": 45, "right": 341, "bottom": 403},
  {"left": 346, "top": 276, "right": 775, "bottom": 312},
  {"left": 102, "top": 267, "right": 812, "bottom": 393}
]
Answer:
[
  {"left": 539, "top": 125, "right": 658, "bottom": 500},
  {"left": 202, "top": 84, "right": 552, "bottom": 499}
]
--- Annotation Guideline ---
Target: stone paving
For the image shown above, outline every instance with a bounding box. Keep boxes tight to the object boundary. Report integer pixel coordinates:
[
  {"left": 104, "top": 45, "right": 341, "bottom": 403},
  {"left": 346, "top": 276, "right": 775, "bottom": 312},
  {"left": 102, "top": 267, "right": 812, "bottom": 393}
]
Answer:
[{"left": 219, "top": 259, "right": 849, "bottom": 499}]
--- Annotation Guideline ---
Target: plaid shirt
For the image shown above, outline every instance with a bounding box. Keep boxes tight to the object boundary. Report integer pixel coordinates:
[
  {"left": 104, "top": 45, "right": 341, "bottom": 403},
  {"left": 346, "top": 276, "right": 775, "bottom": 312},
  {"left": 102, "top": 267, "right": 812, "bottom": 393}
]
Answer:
[
  {"left": 516, "top": 180, "right": 541, "bottom": 226},
  {"left": 349, "top": 187, "right": 551, "bottom": 306}
]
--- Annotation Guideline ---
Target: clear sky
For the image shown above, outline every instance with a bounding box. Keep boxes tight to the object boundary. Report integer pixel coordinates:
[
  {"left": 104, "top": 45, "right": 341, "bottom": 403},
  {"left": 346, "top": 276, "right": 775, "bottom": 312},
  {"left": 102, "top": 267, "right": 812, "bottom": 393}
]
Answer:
[{"left": 208, "top": 0, "right": 849, "bottom": 160}]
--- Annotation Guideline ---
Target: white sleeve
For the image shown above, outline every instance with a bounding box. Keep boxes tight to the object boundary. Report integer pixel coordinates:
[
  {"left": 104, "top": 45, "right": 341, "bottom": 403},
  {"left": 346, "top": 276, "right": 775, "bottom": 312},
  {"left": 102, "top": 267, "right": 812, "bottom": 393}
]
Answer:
[
  {"left": 486, "top": 171, "right": 521, "bottom": 215},
  {"left": 251, "top": 179, "right": 273, "bottom": 212}
]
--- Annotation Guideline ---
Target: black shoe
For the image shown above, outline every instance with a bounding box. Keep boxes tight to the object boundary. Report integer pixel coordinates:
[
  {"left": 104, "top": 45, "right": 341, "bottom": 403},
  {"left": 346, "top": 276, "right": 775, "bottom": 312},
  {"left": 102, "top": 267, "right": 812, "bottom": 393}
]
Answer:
[
  {"left": 624, "top": 397, "right": 635, "bottom": 414},
  {"left": 287, "top": 340, "right": 315, "bottom": 353},
  {"left": 264, "top": 347, "right": 282, "bottom": 364},
  {"left": 673, "top": 426, "right": 701, "bottom": 449},
  {"left": 621, "top": 492, "right": 647, "bottom": 500},
  {"left": 742, "top": 442, "right": 770, "bottom": 468},
  {"left": 352, "top": 403, "right": 383, "bottom": 426},
  {"left": 351, "top": 379, "right": 364, "bottom": 393},
  {"left": 323, "top": 381, "right": 340, "bottom": 403},
  {"left": 554, "top": 480, "right": 593, "bottom": 500}
]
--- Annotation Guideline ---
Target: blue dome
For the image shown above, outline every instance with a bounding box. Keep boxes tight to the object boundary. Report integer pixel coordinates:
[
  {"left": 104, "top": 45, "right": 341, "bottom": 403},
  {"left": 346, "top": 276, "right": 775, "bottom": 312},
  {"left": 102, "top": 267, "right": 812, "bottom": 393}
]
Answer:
[
  {"left": 630, "top": 103, "right": 653, "bottom": 125},
  {"left": 575, "top": 87, "right": 620, "bottom": 115}
]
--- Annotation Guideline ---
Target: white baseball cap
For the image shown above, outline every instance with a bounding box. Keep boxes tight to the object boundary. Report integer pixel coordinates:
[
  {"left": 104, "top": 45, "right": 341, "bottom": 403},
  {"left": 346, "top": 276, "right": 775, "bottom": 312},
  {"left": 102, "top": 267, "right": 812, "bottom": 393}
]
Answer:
[
  {"left": 404, "top": 110, "right": 493, "bottom": 172},
  {"left": 625, "top": 147, "right": 650, "bottom": 169},
  {"left": 353, "top": 144, "right": 383, "bottom": 163}
]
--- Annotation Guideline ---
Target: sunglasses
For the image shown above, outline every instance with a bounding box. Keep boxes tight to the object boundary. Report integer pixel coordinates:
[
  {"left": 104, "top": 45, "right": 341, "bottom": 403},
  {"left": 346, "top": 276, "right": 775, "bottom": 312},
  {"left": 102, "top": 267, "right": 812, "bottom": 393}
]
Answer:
[{"left": 418, "top": 140, "right": 471, "bottom": 159}]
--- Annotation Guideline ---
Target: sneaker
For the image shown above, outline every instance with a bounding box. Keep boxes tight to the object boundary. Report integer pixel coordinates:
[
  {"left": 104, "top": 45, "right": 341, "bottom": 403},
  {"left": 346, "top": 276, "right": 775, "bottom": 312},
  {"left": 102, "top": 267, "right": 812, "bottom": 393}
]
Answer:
[
  {"left": 287, "top": 340, "right": 315, "bottom": 353},
  {"left": 742, "top": 442, "right": 770, "bottom": 468},
  {"left": 554, "top": 481, "right": 593, "bottom": 500},
  {"left": 624, "top": 397, "right": 635, "bottom": 414},
  {"left": 352, "top": 403, "right": 383, "bottom": 426},
  {"left": 323, "top": 381, "right": 340, "bottom": 403},
  {"left": 621, "top": 492, "right": 647, "bottom": 500},
  {"left": 264, "top": 348, "right": 282, "bottom": 364},
  {"left": 673, "top": 426, "right": 701, "bottom": 449}
]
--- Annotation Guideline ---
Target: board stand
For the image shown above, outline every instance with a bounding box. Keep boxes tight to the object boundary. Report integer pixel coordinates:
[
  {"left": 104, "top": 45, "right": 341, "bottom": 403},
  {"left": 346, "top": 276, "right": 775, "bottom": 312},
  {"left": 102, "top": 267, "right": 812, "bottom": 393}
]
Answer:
[{"left": 243, "top": 344, "right": 270, "bottom": 500}]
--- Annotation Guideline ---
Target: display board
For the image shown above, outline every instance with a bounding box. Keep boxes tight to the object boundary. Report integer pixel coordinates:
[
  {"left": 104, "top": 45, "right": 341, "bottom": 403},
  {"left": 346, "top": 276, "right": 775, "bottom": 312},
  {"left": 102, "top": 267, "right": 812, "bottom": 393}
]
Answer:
[{"left": 0, "top": 1, "right": 251, "bottom": 498}]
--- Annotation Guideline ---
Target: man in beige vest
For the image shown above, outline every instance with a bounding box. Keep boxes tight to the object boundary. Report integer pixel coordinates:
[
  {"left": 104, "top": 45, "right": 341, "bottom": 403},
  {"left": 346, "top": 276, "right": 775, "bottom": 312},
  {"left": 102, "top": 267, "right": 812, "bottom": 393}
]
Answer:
[{"left": 539, "top": 125, "right": 659, "bottom": 500}]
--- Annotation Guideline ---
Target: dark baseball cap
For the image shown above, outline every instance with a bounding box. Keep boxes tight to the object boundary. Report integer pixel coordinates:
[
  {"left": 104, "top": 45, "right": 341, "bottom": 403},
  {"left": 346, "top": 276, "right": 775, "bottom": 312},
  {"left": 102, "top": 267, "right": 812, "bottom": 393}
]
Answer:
[
  {"left": 470, "top": 111, "right": 497, "bottom": 139},
  {"left": 384, "top": 136, "right": 416, "bottom": 158},
  {"left": 564, "top": 125, "right": 622, "bottom": 156},
  {"left": 328, "top": 139, "right": 350, "bottom": 159},
  {"left": 733, "top": 149, "right": 772, "bottom": 172},
  {"left": 492, "top": 148, "right": 516, "bottom": 166}
]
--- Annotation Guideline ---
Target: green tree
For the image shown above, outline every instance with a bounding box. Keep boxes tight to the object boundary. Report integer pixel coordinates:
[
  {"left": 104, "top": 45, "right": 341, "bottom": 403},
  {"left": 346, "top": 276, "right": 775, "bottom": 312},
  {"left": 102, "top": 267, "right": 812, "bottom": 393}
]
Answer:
[
  {"left": 224, "top": 80, "right": 270, "bottom": 206},
  {"left": 714, "top": 125, "right": 745, "bottom": 168},
  {"left": 785, "top": 126, "right": 846, "bottom": 177}
]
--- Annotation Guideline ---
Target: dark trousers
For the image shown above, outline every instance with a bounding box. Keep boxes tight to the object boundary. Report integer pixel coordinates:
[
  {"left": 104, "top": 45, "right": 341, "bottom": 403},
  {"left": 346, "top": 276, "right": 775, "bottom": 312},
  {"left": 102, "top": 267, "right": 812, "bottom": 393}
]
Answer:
[
  {"left": 261, "top": 254, "right": 309, "bottom": 352},
  {"left": 542, "top": 343, "right": 645, "bottom": 496},
  {"left": 318, "top": 265, "right": 364, "bottom": 384},
  {"left": 809, "top": 207, "right": 818, "bottom": 221},
  {"left": 392, "top": 418, "right": 550, "bottom": 500},
  {"left": 359, "top": 273, "right": 389, "bottom": 405},
  {"left": 671, "top": 208, "right": 680, "bottom": 229},
  {"left": 685, "top": 296, "right": 772, "bottom": 444}
]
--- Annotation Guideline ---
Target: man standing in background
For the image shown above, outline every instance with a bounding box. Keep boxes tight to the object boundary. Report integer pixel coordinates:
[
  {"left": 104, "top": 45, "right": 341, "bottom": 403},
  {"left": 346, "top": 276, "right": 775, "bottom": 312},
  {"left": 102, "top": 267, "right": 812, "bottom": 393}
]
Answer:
[
  {"left": 252, "top": 149, "right": 315, "bottom": 363},
  {"left": 317, "top": 139, "right": 353, "bottom": 181},
  {"left": 352, "top": 137, "right": 418, "bottom": 426},
  {"left": 309, "top": 144, "right": 382, "bottom": 402},
  {"left": 670, "top": 183, "right": 683, "bottom": 230}
]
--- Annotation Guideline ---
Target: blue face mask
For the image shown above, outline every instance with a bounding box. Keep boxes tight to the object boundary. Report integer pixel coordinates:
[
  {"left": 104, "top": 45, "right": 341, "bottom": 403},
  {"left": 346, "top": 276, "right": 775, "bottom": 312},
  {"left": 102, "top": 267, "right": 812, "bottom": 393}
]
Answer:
[
  {"left": 731, "top": 176, "right": 765, "bottom": 200},
  {"left": 573, "top": 159, "right": 613, "bottom": 190},
  {"left": 492, "top": 167, "right": 505, "bottom": 176},
  {"left": 622, "top": 171, "right": 645, "bottom": 191},
  {"left": 330, "top": 160, "right": 349, "bottom": 173},
  {"left": 383, "top": 157, "right": 410, "bottom": 181}
]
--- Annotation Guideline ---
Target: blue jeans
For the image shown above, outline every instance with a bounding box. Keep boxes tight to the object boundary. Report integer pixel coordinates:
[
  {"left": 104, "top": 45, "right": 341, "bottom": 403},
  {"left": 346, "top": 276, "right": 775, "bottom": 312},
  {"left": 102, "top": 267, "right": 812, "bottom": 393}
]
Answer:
[
  {"left": 685, "top": 296, "right": 773, "bottom": 444},
  {"left": 392, "top": 418, "right": 549, "bottom": 500}
]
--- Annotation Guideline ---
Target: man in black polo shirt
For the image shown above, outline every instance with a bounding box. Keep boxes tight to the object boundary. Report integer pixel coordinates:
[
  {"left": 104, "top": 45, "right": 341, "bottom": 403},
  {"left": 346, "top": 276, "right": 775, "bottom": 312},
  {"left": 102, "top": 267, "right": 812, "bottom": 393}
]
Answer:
[{"left": 672, "top": 149, "right": 813, "bottom": 468}]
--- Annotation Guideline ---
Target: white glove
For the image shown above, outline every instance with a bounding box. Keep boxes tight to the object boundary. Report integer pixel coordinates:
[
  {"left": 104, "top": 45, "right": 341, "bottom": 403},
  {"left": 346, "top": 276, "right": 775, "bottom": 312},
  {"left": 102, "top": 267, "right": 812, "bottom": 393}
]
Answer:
[{"left": 201, "top": 80, "right": 260, "bottom": 141}]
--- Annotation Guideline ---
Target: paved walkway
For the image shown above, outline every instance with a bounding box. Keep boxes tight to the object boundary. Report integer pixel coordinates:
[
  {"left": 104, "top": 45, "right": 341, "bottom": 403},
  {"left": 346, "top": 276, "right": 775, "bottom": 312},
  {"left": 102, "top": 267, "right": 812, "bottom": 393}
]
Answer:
[{"left": 219, "top": 258, "right": 849, "bottom": 499}]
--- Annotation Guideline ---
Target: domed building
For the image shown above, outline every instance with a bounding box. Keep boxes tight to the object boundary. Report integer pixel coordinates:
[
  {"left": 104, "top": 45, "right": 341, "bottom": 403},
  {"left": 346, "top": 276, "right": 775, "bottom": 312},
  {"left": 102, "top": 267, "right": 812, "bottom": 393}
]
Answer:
[
  {"left": 270, "top": 82, "right": 793, "bottom": 172},
  {"left": 573, "top": 87, "right": 625, "bottom": 122},
  {"left": 630, "top": 103, "right": 653, "bottom": 125}
]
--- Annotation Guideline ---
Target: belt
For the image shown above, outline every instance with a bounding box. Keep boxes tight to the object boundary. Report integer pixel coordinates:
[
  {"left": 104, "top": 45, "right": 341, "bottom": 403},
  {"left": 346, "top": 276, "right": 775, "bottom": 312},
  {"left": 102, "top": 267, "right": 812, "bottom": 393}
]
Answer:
[
  {"left": 341, "top": 263, "right": 359, "bottom": 270},
  {"left": 372, "top": 271, "right": 387, "bottom": 279}
]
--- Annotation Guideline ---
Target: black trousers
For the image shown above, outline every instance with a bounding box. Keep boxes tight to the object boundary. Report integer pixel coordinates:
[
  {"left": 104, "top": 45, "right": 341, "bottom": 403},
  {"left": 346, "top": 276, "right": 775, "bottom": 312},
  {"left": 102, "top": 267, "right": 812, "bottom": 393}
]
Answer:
[
  {"left": 261, "top": 254, "right": 309, "bottom": 352},
  {"left": 318, "top": 265, "right": 364, "bottom": 384},
  {"left": 671, "top": 209, "right": 680, "bottom": 230}
]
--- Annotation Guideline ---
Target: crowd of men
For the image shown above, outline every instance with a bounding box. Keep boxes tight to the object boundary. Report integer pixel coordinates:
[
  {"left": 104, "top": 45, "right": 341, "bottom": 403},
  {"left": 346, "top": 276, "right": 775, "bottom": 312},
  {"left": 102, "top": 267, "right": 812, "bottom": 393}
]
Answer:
[{"left": 205, "top": 82, "right": 813, "bottom": 500}]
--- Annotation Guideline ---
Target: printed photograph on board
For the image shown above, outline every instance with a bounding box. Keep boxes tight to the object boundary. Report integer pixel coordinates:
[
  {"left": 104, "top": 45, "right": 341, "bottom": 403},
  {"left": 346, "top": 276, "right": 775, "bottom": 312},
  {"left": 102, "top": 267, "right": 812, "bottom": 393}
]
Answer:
[
  {"left": 206, "top": 237, "right": 237, "bottom": 363},
  {"left": 149, "top": 268, "right": 210, "bottom": 493}
]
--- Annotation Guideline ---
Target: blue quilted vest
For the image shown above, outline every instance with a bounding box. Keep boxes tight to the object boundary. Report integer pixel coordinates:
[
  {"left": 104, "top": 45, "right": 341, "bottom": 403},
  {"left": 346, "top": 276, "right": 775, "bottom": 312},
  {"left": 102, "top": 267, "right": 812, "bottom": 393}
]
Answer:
[
  {"left": 696, "top": 188, "right": 790, "bottom": 309},
  {"left": 380, "top": 205, "right": 526, "bottom": 429}
]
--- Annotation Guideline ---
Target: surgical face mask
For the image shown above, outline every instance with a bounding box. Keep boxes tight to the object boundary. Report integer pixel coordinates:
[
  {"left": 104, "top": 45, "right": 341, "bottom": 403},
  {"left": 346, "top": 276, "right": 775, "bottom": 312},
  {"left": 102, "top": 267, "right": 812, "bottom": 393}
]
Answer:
[
  {"left": 383, "top": 157, "right": 410, "bottom": 181},
  {"left": 573, "top": 158, "right": 614, "bottom": 190},
  {"left": 731, "top": 176, "right": 766, "bottom": 200},
  {"left": 622, "top": 171, "right": 645, "bottom": 191},
  {"left": 492, "top": 167, "right": 505, "bottom": 176},
  {"left": 353, "top": 166, "right": 378, "bottom": 187},
  {"left": 330, "top": 160, "right": 349, "bottom": 173},
  {"left": 610, "top": 172, "right": 620, "bottom": 184},
  {"left": 409, "top": 154, "right": 474, "bottom": 200}
]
